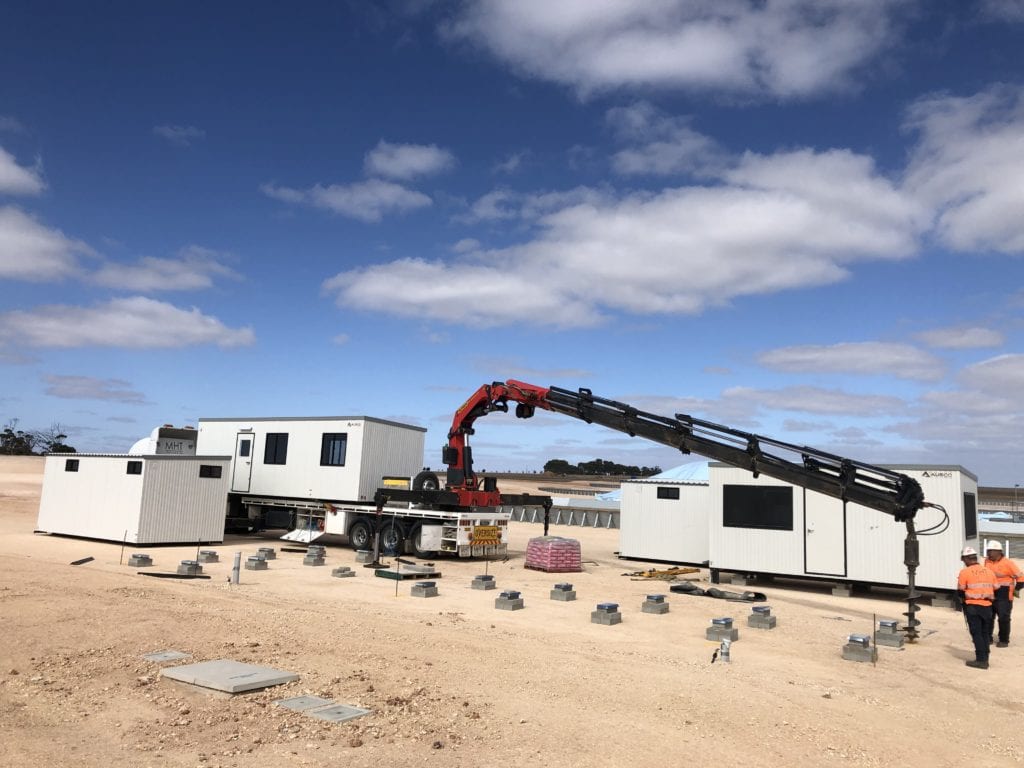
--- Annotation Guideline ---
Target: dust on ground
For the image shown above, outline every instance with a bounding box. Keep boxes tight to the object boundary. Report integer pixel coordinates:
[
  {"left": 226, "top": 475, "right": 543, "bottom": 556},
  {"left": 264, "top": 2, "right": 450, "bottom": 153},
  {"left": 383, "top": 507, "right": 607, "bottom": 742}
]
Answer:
[{"left": 1, "top": 456, "right": 1020, "bottom": 767}]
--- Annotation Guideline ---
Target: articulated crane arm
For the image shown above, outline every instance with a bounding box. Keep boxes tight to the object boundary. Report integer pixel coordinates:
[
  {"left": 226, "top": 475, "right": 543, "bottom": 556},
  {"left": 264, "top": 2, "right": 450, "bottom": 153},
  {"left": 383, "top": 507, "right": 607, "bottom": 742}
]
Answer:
[{"left": 443, "top": 380, "right": 933, "bottom": 640}]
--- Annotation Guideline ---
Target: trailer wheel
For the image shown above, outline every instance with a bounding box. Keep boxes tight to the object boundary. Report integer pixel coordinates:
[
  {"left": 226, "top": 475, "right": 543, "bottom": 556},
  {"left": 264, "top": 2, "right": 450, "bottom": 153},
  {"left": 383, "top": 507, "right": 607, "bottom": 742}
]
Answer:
[
  {"left": 379, "top": 520, "right": 406, "bottom": 555},
  {"left": 348, "top": 518, "right": 374, "bottom": 551},
  {"left": 409, "top": 523, "right": 438, "bottom": 559},
  {"left": 413, "top": 471, "right": 440, "bottom": 491}
]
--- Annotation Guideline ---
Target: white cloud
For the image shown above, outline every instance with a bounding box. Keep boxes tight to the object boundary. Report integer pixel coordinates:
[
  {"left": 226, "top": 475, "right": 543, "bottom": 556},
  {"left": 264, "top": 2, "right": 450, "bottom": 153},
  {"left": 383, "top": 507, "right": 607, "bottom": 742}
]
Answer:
[
  {"left": 959, "top": 353, "right": 1024, "bottom": 394},
  {"left": 982, "top": 0, "right": 1024, "bottom": 22},
  {"left": 724, "top": 385, "right": 905, "bottom": 415},
  {"left": 0, "top": 116, "right": 26, "bottom": 133},
  {"left": 442, "top": 0, "right": 904, "bottom": 98},
  {"left": 0, "top": 146, "right": 45, "bottom": 195},
  {"left": 0, "top": 296, "right": 255, "bottom": 349},
  {"left": 759, "top": 341, "right": 944, "bottom": 381},
  {"left": 261, "top": 180, "right": 431, "bottom": 222},
  {"left": 904, "top": 85, "right": 1024, "bottom": 253},
  {"left": 363, "top": 140, "right": 455, "bottom": 179},
  {"left": 0, "top": 206, "right": 91, "bottom": 281},
  {"left": 334, "top": 148, "right": 925, "bottom": 327},
  {"left": 91, "top": 246, "right": 239, "bottom": 291},
  {"left": 607, "top": 102, "right": 723, "bottom": 176},
  {"left": 915, "top": 325, "right": 1004, "bottom": 349},
  {"left": 494, "top": 150, "right": 528, "bottom": 174},
  {"left": 153, "top": 125, "right": 206, "bottom": 147},
  {"left": 44, "top": 375, "right": 147, "bottom": 404},
  {"left": 332, "top": 333, "right": 350, "bottom": 345}
]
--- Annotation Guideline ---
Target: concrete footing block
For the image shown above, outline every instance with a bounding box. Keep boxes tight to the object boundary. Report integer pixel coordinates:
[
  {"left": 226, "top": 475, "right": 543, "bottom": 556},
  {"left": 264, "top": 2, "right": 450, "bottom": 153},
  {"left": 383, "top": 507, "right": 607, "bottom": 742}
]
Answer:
[
  {"left": 550, "top": 583, "right": 576, "bottom": 601},
  {"left": 257, "top": 547, "right": 276, "bottom": 560},
  {"left": 411, "top": 581, "right": 439, "bottom": 598},
  {"left": 930, "top": 594, "right": 953, "bottom": 609},
  {"left": 127, "top": 554, "right": 153, "bottom": 568},
  {"left": 177, "top": 560, "right": 203, "bottom": 576},
  {"left": 354, "top": 550, "right": 373, "bottom": 564},
  {"left": 748, "top": 605, "right": 777, "bottom": 629},
  {"left": 592, "top": 602, "right": 622, "bottom": 625},
  {"left": 842, "top": 634, "right": 878, "bottom": 662},
  {"left": 303, "top": 555, "right": 326, "bottom": 566},
  {"left": 875, "top": 619, "right": 905, "bottom": 648},
  {"left": 642, "top": 594, "right": 669, "bottom": 614},
  {"left": 832, "top": 584, "right": 852, "bottom": 597},
  {"left": 197, "top": 550, "right": 219, "bottom": 564},
  {"left": 331, "top": 566, "right": 355, "bottom": 578},
  {"left": 706, "top": 617, "right": 739, "bottom": 642},
  {"left": 472, "top": 574, "right": 496, "bottom": 590},
  {"left": 495, "top": 590, "right": 524, "bottom": 610},
  {"left": 245, "top": 556, "right": 268, "bottom": 570},
  {"left": 729, "top": 575, "right": 755, "bottom": 587}
]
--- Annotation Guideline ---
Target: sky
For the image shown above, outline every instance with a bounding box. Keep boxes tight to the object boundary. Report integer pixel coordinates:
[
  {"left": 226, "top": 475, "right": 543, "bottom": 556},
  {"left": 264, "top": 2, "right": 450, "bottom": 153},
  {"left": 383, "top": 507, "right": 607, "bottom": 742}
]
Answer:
[{"left": 1, "top": 1, "right": 1023, "bottom": 486}]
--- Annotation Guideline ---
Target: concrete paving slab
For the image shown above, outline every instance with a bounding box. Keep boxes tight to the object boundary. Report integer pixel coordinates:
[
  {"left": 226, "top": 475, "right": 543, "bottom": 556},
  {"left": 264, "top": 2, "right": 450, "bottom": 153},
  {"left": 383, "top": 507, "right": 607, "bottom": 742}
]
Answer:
[
  {"left": 275, "top": 695, "right": 334, "bottom": 712},
  {"left": 160, "top": 659, "right": 299, "bottom": 693},
  {"left": 306, "top": 704, "right": 372, "bottom": 724},
  {"left": 142, "top": 650, "right": 191, "bottom": 663}
]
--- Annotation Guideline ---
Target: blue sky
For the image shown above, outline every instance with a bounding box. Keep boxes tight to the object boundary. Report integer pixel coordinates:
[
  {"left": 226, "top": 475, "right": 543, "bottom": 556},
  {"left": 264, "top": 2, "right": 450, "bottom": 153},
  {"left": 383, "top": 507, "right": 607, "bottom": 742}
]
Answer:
[{"left": 2, "top": 1, "right": 1023, "bottom": 485}]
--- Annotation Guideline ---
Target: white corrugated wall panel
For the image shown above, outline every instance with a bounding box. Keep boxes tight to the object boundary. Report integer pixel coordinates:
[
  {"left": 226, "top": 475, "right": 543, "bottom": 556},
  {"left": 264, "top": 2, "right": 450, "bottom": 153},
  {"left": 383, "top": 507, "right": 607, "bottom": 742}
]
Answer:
[
  {"left": 357, "top": 420, "right": 425, "bottom": 501},
  {"left": 36, "top": 455, "right": 146, "bottom": 542},
  {"left": 137, "top": 458, "right": 230, "bottom": 544},
  {"left": 619, "top": 482, "right": 710, "bottom": 563}
]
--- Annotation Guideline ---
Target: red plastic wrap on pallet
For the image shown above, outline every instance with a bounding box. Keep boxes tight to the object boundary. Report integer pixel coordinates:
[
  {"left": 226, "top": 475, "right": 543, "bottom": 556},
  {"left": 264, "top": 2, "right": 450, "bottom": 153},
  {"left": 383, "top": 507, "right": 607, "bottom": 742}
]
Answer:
[{"left": 524, "top": 536, "right": 582, "bottom": 573}]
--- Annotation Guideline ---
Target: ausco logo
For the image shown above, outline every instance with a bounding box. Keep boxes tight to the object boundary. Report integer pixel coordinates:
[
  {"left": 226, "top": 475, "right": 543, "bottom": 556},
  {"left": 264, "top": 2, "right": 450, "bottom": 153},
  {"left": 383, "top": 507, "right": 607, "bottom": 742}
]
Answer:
[{"left": 921, "top": 471, "right": 953, "bottom": 478}]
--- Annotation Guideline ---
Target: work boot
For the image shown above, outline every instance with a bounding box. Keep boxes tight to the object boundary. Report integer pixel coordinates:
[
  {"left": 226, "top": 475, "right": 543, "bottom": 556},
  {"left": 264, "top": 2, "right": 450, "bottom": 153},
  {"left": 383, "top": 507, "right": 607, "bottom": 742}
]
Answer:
[
  {"left": 996, "top": 641, "right": 1009, "bottom": 648},
  {"left": 965, "top": 660, "right": 989, "bottom": 669}
]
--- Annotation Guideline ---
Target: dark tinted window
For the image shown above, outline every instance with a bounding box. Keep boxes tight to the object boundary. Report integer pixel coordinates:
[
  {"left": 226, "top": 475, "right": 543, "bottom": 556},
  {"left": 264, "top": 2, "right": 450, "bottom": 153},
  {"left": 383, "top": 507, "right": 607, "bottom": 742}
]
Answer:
[
  {"left": 321, "top": 433, "right": 347, "bottom": 466},
  {"left": 264, "top": 433, "right": 288, "bottom": 465},
  {"left": 199, "top": 464, "right": 223, "bottom": 478},
  {"left": 723, "top": 485, "right": 793, "bottom": 530},
  {"left": 963, "top": 492, "right": 977, "bottom": 539},
  {"left": 126, "top": 461, "right": 142, "bottom": 475},
  {"left": 65, "top": 459, "right": 79, "bottom": 472},
  {"left": 656, "top": 486, "right": 680, "bottom": 500},
  {"left": 238, "top": 438, "right": 251, "bottom": 457}
]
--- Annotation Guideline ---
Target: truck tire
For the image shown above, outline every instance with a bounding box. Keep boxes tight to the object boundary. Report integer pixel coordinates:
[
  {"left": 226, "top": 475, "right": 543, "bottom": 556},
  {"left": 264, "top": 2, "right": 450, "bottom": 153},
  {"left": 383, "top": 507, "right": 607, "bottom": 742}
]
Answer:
[
  {"left": 347, "top": 518, "right": 374, "bottom": 551},
  {"left": 409, "top": 523, "right": 438, "bottom": 559},
  {"left": 379, "top": 520, "right": 405, "bottom": 555},
  {"left": 413, "top": 471, "right": 440, "bottom": 491}
]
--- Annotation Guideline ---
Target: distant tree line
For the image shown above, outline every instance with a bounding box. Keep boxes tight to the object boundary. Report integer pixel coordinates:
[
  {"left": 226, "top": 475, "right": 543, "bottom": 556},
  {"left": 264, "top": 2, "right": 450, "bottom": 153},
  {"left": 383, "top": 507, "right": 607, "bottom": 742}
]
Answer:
[
  {"left": 1, "top": 419, "right": 76, "bottom": 455},
  {"left": 543, "top": 458, "right": 660, "bottom": 477}
]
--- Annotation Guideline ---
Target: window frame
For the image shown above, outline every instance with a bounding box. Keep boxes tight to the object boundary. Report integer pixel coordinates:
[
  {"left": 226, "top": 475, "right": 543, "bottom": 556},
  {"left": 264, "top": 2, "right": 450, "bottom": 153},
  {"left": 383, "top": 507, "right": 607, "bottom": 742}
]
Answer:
[
  {"left": 199, "top": 464, "right": 223, "bottom": 479},
  {"left": 320, "top": 432, "right": 348, "bottom": 466},
  {"left": 126, "top": 460, "right": 143, "bottom": 475},
  {"left": 722, "top": 484, "right": 794, "bottom": 531},
  {"left": 656, "top": 486, "right": 680, "bottom": 500},
  {"left": 963, "top": 492, "right": 977, "bottom": 540},
  {"left": 264, "top": 433, "right": 289, "bottom": 465},
  {"left": 64, "top": 458, "right": 79, "bottom": 472}
]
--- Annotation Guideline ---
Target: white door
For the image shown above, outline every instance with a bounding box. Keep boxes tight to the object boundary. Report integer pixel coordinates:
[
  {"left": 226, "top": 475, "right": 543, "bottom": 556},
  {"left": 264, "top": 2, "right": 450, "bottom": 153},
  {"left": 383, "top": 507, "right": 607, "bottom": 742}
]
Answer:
[
  {"left": 804, "top": 493, "right": 846, "bottom": 576},
  {"left": 231, "top": 433, "right": 254, "bottom": 493}
]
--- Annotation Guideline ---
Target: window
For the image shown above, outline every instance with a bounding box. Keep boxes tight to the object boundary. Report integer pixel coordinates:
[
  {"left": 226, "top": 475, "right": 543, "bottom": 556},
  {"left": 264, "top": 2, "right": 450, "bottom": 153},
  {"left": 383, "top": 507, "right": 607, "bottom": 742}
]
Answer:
[
  {"left": 656, "top": 486, "right": 680, "bottom": 500},
  {"left": 723, "top": 485, "right": 793, "bottom": 531},
  {"left": 64, "top": 459, "right": 79, "bottom": 472},
  {"left": 238, "top": 438, "right": 251, "bottom": 457},
  {"left": 264, "top": 433, "right": 288, "bottom": 465},
  {"left": 126, "top": 461, "right": 142, "bottom": 475},
  {"left": 963, "top": 492, "right": 977, "bottom": 539},
  {"left": 321, "top": 433, "right": 348, "bottom": 466},
  {"left": 199, "top": 464, "right": 223, "bottom": 479}
]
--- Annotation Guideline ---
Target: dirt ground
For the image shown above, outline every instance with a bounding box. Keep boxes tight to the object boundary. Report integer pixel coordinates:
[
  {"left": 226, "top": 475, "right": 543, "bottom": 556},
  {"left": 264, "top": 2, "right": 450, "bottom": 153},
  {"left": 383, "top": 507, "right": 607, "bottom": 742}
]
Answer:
[{"left": 1, "top": 456, "right": 1021, "bottom": 768}]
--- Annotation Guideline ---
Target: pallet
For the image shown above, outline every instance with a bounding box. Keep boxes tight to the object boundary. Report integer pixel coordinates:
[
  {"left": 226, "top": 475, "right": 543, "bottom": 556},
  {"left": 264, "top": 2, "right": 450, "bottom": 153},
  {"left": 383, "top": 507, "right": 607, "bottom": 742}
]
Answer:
[{"left": 374, "top": 568, "right": 441, "bottom": 581}]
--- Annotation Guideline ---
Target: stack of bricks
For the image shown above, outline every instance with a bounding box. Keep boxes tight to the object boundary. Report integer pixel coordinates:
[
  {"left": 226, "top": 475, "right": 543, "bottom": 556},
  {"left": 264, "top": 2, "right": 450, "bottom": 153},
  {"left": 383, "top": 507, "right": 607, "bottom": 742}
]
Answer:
[{"left": 524, "top": 536, "right": 582, "bottom": 573}]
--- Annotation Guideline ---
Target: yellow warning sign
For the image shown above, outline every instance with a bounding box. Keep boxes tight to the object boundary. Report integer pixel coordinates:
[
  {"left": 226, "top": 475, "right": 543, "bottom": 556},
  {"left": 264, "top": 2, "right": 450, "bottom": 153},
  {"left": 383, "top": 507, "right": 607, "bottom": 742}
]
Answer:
[{"left": 470, "top": 525, "right": 501, "bottom": 546}]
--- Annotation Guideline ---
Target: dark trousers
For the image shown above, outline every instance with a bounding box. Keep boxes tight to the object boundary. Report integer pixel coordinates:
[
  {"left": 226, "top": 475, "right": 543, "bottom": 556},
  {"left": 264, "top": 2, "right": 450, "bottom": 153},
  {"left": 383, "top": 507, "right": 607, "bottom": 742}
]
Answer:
[
  {"left": 992, "top": 587, "right": 1013, "bottom": 643},
  {"left": 966, "top": 603, "right": 994, "bottom": 662}
]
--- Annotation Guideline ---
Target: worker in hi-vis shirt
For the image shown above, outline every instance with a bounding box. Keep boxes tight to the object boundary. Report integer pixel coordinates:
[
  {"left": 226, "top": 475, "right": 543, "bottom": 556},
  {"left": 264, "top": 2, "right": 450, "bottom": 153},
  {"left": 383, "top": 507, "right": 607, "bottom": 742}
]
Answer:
[{"left": 958, "top": 546, "right": 996, "bottom": 669}]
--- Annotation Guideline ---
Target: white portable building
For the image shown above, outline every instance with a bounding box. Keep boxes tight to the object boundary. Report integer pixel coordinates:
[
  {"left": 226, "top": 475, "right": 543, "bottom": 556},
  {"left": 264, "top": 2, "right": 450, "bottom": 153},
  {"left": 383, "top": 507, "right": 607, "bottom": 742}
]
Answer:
[
  {"left": 707, "top": 464, "right": 979, "bottom": 591},
  {"left": 618, "top": 462, "right": 711, "bottom": 565},
  {"left": 36, "top": 454, "right": 231, "bottom": 544},
  {"left": 195, "top": 416, "right": 426, "bottom": 503}
]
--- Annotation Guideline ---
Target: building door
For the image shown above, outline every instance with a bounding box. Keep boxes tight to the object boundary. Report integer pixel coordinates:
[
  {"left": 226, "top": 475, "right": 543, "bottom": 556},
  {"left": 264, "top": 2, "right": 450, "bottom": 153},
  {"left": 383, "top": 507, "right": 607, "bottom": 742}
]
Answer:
[
  {"left": 804, "top": 492, "right": 847, "bottom": 576},
  {"left": 231, "top": 433, "right": 254, "bottom": 493}
]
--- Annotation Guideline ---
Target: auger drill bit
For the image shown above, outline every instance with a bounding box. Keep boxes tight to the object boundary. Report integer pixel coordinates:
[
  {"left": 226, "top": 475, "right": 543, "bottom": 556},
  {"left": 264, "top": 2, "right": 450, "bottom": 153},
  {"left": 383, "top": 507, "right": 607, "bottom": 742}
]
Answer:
[{"left": 902, "top": 521, "right": 922, "bottom": 642}]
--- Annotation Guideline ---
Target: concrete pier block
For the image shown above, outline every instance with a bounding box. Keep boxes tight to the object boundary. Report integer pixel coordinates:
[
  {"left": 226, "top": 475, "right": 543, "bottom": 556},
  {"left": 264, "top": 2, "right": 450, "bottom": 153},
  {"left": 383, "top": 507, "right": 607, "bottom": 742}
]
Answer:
[
  {"left": 550, "top": 583, "right": 577, "bottom": 601},
  {"left": 729, "top": 575, "right": 755, "bottom": 587},
  {"left": 642, "top": 594, "right": 670, "bottom": 614},
  {"left": 354, "top": 550, "right": 374, "bottom": 564},
  {"left": 245, "top": 556, "right": 268, "bottom": 571},
  {"left": 495, "top": 590, "right": 524, "bottom": 610},
  {"left": 706, "top": 617, "right": 739, "bottom": 642},
  {"left": 303, "top": 554, "right": 326, "bottom": 566},
  {"left": 842, "top": 634, "right": 878, "bottom": 662},
  {"left": 592, "top": 602, "right": 623, "bottom": 625},
  {"left": 472, "top": 574, "right": 497, "bottom": 591},
  {"left": 331, "top": 566, "right": 355, "bottom": 578},
  {"left": 832, "top": 584, "right": 852, "bottom": 597},
  {"left": 930, "top": 594, "right": 954, "bottom": 609},
  {"left": 198, "top": 550, "right": 219, "bottom": 564},
  {"left": 874, "top": 619, "right": 905, "bottom": 648},
  {"left": 127, "top": 554, "right": 153, "bottom": 568},
  {"left": 748, "top": 605, "right": 777, "bottom": 629},
  {"left": 411, "top": 581, "right": 439, "bottom": 598},
  {"left": 177, "top": 560, "right": 203, "bottom": 576},
  {"left": 257, "top": 547, "right": 276, "bottom": 560}
]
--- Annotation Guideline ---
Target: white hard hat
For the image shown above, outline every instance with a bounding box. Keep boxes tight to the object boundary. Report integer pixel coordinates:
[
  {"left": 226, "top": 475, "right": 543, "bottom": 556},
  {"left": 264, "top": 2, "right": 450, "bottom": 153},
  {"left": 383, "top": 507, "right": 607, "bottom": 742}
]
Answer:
[
  {"left": 961, "top": 546, "right": 978, "bottom": 557},
  {"left": 987, "top": 541, "right": 1004, "bottom": 552}
]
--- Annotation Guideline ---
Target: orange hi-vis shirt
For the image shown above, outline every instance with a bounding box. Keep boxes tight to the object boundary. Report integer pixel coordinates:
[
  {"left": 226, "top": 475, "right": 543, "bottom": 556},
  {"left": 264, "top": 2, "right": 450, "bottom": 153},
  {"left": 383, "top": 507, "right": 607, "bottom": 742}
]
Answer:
[
  {"left": 985, "top": 556, "right": 1024, "bottom": 601},
  {"left": 958, "top": 563, "right": 996, "bottom": 606}
]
